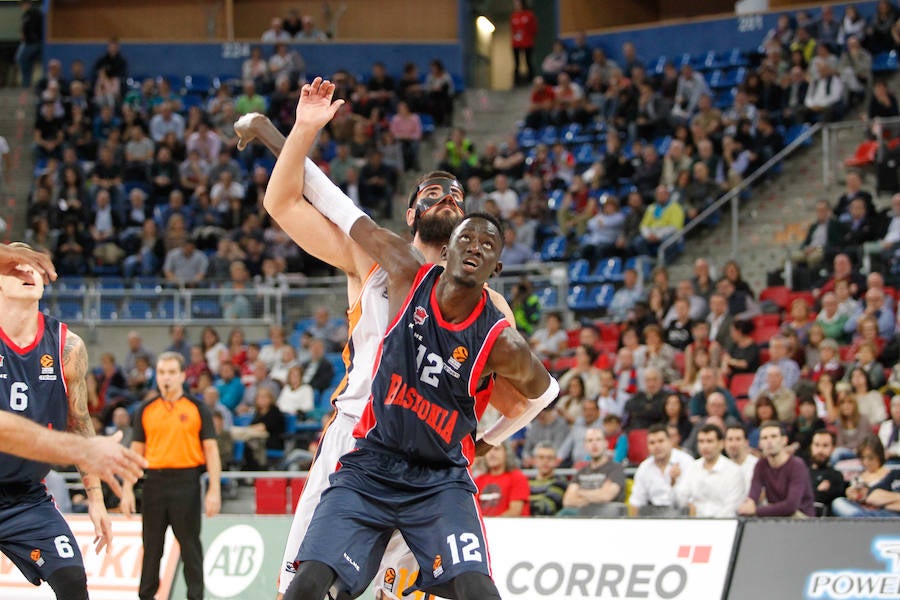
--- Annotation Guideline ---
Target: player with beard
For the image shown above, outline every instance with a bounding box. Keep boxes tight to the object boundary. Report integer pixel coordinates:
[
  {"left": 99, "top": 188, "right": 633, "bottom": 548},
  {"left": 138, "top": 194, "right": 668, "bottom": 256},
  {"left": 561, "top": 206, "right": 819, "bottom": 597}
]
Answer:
[{"left": 237, "top": 79, "right": 538, "bottom": 600}]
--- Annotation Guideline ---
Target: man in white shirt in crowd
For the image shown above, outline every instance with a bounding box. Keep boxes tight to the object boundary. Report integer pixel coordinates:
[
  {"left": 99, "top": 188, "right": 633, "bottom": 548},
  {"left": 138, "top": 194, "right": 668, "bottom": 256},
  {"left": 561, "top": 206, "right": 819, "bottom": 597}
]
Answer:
[
  {"left": 529, "top": 312, "right": 568, "bottom": 362},
  {"left": 488, "top": 173, "right": 519, "bottom": 219},
  {"left": 725, "top": 424, "right": 758, "bottom": 494},
  {"left": 677, "top": 424, "right": 745, "bottom": 516},
  {"left": 628, "top": 424, "right": 695, "bottom": 514},
  {"left": 804, "top": 61, "right": 845, "bottom": 122}
]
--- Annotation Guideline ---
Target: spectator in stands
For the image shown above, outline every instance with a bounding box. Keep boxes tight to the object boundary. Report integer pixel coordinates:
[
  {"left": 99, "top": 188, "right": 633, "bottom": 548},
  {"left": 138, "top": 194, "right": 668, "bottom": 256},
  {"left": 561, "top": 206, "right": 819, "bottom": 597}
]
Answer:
[
  {"left": 624, "top": 367, "right": 667, "bottom": 431},
  {"left": 839, "top": 36, "right": 872, "bottom": 102},
  {"left": 834, "top": 170, "right": 875, "bottom": 221},
  {"left": 716, "top": 277, "right": 759, "bottom": 321},
  {"left": 877, "top": 395, "right": 900, "bottom": 462},
  {"left": 54, "top": 218, "right": 91, "bottom": 275},
  {"left": 689, "top": 367, "right": 740, "bottom": 420},
  {"left": 833, "top": 434, "right": 899, "bottom": 516},
  {"left": 425, "top": 59, "right": 454, "bottom": 126},
  {"left": 528, "top": 443, "right": 567, "bottom": 516},
  {"left": 529, "top": 312, "right": 568, "bottom": 364},
  {"left": 560, "top": 428, "right": 626, "bottom": 516},
  {"left": 738, "top": 421, "right": 816, "bottom": 517},
  {"left": 847, "top": 366, "right": 888, "bottom": 425},
  {"left": 475, "top": 443, "right": 530, "bottom": 517},
  {"left": 631, "top": 185, "right": 685, "bottom": 258},
  {"left": 149, "top": 102, "right": 185, "bottom": 143},
  {"left": 540, "top": 39, "right": 568, "bottom": 85},
  {"left": 163, "top": 238, "right": 208, "bottom": 287},
  {"left": 386, "top": 101, "right": 422, "bottom": 172},
  {"left": 665, "top": 279, "right": 708, "bottom": 325},
  {"left": 845, "top": 285, "right": 895, "bottom": 340},
  {"left": 810, "top": 338, "right": 844, "bottom": 382},
  {"left": 609, "top": 268, "right": 643, "bottom": 322},
  {"left": 558, "top": 398, "right": 602, "bottom": 466},
  {"left": 89, "top": 188, "right": 124, "bottom": 266},
  {"left": 762, "top": 13, "right": 794, "bottom": 48},
  {"left": 805, "top": 429, "right": 846, "bottom": 516},
  {"left": 92, "top": 36, "right": 127, "bottom": 83},
  {"left": 521, "top": 405, "right": 569, "bottom": 467},
  {"left": 301, "top": 338, "right": 334, "bottom": 394},
  {"left": 202, "top": 386, "right": 232, "bottom": 431},
  {"left": 629, "top": 424, "right": 693, "bottom": 514},
  {"left": 33, "top": 101, "right": 64, "bottom": 160},
  {"left": 261, "top": 17, "right": 291, "bottom": 41},
  {"left": 662, "top": 393, "right": 692, "bottom": 449},
  {"left": 832, "top": 386, "right": 871, "bottom": 461},
  {"left": 235, "top": 80, "right": 267, "bottom": 117},
  {"left": 16, "top": 0, "right": 43, "bottom": 88},
  {"left": 244, "top": 387, "right": 285, "bottom": 470},
  {"left": 677, "top": 424, "right": 745, "bottom": 516},
  {"left": 295, "top": 15, "right": 328, "bottom": 41},
  {"left": 747, "top": 363, "right": 798, "bottom": 424},
  {"left": 867, "top": 0, "right": 898, "bottom": 54},
  {"left": 684, "top": 390, "right": 741, "bottom": 455},
  {"left": 634, "top": 325, "right": 678, "bottom": 382},
  {"left": 682, "top": 162, "right": 719, "bottom": 222},
  {"left": 723, "top": 424, "right": 756, "bottom": 491},
  {"left": 664, "top": 298, "right": 694, "bottom": 351},
  {"left": 578, "top": 195, "right": 624, "bottom": 265},
  {"left": 797, "top": 199, "right": 843, "bottom": 269},
  {"left": 671, "top": 64, "right": 710, "bottom": 125}
]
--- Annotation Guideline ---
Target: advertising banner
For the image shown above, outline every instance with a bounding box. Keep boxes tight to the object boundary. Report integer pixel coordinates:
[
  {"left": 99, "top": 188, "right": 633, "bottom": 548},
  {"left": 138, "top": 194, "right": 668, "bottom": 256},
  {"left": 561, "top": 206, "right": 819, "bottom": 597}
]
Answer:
[
  {"left": 0, "top": 516, "right": 178, "bottom": 599},
  {"left": 485, "top": 519, "right": 738, "bottom": 600},
  {"left": 729, "top": 519, "right": 900, "bottom": 600}
]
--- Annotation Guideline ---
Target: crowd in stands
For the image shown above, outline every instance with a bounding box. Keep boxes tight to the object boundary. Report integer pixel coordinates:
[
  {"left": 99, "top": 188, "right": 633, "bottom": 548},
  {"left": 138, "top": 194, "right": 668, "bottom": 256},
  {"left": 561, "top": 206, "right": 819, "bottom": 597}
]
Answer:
[
  {"left": 23, "top": 36, "right": 455, "bottom": 284},
  {"left": 470, "top": 253, "right": 900, "bottom": 518}
]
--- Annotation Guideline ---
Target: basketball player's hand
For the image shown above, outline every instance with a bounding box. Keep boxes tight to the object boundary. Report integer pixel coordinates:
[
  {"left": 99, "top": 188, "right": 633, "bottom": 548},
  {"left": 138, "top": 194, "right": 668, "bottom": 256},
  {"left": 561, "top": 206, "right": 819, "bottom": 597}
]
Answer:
[
  {"left": 296, "top": 77, "right": 344, "bottom": 131},
  {"left": 119, "top": 487, "right": 136, "bottom": 518},
  {"left": 205, "top": 488, "right": 221, "bottom": 518},
  {"left": 88, "top": 500, "right": 113, "bottom": 554},
  {"left": 234, "top": 112, "right": 263, "bottom": 151},
  {"left": 0, "top": 244, "right": 57, "bottom": 283},
  {"left": 80, "top": 432, "right": 147, "bottom": 497}
]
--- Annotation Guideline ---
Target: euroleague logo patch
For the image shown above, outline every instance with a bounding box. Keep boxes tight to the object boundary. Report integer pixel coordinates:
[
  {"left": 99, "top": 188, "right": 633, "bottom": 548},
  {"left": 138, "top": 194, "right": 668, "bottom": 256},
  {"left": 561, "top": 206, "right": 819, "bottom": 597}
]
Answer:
[
  {"left": 451, "top": 346, "right": 468, "bottom": 363},
  {"left": 383, "top": 567, "right": 397, "bottom": 592},
  {"left": 30, "top": 549, "right": 44, "bottom": 567},
  {"left": 432, "top": 554, "right": 444, "bottom": 578},
  {"left": 39, "top": 354, "right": 57, "bottom": 381}
]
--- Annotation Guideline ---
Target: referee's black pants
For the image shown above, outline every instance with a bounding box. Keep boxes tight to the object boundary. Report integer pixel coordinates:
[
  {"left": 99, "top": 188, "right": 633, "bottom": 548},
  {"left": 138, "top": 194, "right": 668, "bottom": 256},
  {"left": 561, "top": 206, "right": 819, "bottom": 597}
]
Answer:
[{"left": 139, "top": 468, "right": 204, "bottom": 600}]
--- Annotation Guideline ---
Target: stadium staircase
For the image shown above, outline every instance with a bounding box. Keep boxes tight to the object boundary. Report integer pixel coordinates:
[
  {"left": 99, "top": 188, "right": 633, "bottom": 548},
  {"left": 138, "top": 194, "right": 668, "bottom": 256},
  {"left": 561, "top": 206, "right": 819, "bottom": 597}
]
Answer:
[{"left": 0, "top": 87, "right": 34, "bottom": 241}]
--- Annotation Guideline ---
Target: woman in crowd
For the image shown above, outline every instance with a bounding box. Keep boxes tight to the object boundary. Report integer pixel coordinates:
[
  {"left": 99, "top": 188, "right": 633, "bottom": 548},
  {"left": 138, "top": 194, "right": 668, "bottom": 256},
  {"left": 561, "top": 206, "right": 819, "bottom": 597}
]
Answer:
[
  {"left": 556, "top": 375, "right": 589, "bottom": 425},
  {"left": 832, "top": 436, "right": 896, "bottom": 517},
  {"left": 559, "top": 344, "right": 603, "bottom": 402},
  {"left": 847, "top": 366, "right": 888, "bottom": 425},
  {"left": 833, "top": 387, "right": 872, "bottom": 463},
  {"left": 722, "top": 319, "right": 760, "bottom": 376},
  {"left": 664, "top": 393, "right": 693, "bottom": 447},
  {"left": 201, "top": 326, "right": 228, "bottom": 374},
  {"left": 749, "top": 396, "right": 778, "bottom": 449}
]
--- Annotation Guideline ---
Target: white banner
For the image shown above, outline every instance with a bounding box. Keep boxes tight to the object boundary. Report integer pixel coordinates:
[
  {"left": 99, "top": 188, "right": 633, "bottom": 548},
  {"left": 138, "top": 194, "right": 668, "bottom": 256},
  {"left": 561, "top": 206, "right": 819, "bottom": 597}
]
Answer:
[
  {"left": 0, "top": 515, "right": 178, "bottom": 599},
  {"left": 484, "top": 519, "right": 738, "bottom": 600}
]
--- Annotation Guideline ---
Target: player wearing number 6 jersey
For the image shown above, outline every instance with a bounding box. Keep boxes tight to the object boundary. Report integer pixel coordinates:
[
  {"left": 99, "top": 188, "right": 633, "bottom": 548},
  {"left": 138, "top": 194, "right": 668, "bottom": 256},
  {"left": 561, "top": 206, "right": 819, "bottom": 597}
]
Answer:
[
  {"left": 0, "top": 243, "right": 112, "bottom": 600},
  {"left": 241, "top": 79, "right": 542, "bottom": 600}
]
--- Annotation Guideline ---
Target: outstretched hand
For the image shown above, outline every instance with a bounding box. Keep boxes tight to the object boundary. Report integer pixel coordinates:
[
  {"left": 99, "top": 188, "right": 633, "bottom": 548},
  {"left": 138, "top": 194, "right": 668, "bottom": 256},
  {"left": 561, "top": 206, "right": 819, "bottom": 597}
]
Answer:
[
  {"left": 0, "top": 244, "right": 57, "bottom": 284},
  {"left": 295, "top": 77, "right": 345, "bottom": 131}
]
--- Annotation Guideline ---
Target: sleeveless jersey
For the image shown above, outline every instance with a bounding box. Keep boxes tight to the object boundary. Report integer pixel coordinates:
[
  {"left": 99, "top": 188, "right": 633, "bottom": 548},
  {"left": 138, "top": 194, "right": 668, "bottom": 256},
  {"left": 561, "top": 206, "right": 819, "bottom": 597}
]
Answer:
[
  {"left": 354, "top": 264, "right": 509, "bottom": 468},
  {"left": 330, "top": 265, "right": 390, "bottom": 419},
  {"left": 0, "top": 313, "right": 70, "bottom": 484}
]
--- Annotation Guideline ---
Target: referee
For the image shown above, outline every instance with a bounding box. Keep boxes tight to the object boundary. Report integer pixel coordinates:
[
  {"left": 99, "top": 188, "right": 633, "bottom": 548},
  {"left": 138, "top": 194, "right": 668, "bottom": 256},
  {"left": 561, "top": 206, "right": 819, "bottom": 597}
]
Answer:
[{"left": 120, "top": 351, "right": 221, "bottom": 600}]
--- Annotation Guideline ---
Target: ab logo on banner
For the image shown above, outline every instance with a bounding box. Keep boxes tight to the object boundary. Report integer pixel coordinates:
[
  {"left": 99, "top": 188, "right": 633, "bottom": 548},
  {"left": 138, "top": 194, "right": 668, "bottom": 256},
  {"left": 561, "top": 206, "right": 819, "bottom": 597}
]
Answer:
[{"left": 203, "top": 525, "right": 265, "bottom": 598}]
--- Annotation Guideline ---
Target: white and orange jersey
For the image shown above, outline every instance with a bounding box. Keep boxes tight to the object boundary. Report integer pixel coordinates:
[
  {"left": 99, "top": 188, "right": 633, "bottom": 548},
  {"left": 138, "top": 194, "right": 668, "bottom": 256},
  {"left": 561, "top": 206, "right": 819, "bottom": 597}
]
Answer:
[{"left": 330, "top": 264, "right": 390, "bottom": 420}]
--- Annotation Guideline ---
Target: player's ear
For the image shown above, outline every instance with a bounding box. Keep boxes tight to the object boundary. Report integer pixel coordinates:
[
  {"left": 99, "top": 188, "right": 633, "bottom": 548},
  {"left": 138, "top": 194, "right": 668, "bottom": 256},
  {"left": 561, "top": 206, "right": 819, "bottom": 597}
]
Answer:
[
  {"left": 406, "top": 208, "right": 416, "bottom": 228},
  {"left": 492, "top": 261, "right": 503, "bottom": 278},
  {"left": 440, "top": 245, "right": 448, "bottom": 261}
]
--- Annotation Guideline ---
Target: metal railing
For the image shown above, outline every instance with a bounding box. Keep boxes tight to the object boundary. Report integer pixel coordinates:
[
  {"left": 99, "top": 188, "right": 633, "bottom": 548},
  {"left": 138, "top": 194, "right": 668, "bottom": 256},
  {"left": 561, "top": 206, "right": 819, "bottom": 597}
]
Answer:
[
  {"left": 657, "top": 122, "right": 822, "bottom": 266},
  {"left": 43, "top": 262, "right": 570, "bottom": 327}
]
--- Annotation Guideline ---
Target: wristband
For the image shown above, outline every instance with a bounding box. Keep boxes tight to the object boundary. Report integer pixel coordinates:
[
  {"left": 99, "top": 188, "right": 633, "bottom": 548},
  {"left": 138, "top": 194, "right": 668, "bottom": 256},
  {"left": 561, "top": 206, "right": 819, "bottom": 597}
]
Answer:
[
  {"left": 482, "top": 377, "right": 559, "bottom": 446},
  {"left": 303, "top": 158, "right": 367, "bottom": 236}
]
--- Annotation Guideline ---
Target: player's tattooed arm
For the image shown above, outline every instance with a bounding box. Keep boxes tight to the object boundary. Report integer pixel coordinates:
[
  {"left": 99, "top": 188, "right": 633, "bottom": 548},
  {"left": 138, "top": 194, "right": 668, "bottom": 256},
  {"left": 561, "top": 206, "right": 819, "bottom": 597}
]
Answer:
[{"left": 63, "top": 332, "right": 100, "bottom": 490}]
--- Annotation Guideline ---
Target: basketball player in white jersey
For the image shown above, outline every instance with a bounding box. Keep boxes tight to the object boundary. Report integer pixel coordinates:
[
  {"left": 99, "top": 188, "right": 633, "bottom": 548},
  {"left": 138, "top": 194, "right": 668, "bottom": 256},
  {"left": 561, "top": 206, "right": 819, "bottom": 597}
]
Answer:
[{"left": 238, "top": 79, "right": 549, "bottom": 600}]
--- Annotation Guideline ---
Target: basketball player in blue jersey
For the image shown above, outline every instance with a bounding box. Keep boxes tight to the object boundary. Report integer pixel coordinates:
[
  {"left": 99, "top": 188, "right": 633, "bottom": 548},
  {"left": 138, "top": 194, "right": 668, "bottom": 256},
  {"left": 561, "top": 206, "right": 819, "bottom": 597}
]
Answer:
[
  {"left": 0, "top": 242, "right": 113, "bottom": 600},
  {"left": 273, "top": 78, "right": 558, "bottom": 600},
  {"left": 238, "top": 81, "right": 543, "bottom": 600},
  {"left": 0, "top": 244, "right": 147, "bottom": 490}
]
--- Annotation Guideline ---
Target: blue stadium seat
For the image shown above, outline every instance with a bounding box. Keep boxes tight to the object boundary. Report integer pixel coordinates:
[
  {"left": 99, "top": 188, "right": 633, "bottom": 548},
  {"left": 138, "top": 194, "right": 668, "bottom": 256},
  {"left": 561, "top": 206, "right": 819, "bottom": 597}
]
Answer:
[
  {"left": 160, "top": 74, "right": 184, "bottom": 92},
  {"left": 593, "top": 257, "right": 624, "bottom": 282},
  {"left": 567, "top": 285, "right": 597, "bottom": 312},
  {"left": 234, "top": 414, "right": 254, "bottom": 427},
  {"left": 567, "top": 259, "right": 591, "bottom": 284},
  {"left": 253, "top": 157, "right": 276, "bottom": 174},
  {"left": 654, "top": 135, "right": 672, "bottom": 156},
  {"left": 181, "top": 94, "right": 205, "bottom": 110},
  {"left": 539, "top": 126, "right": 558, "bottom": 146},
  {"left": 125, "top": 300, "right": 153, "bottom": 319},
  {"left": 132, "top": 276, "right": 161, "bottom": 290},
  {"left": 518, "top": 128, "right": 538, "bottom": 149},
  {"left": 99, "top": 300, "right": 119, "bottom": 320},
  {"left": 547, "top": 188, "right": 566, "bottom": 211},
  {"left": 420, "top": 113, "right": 435, "bottom": 136},
  {"left": 561, "top": 123, "right": 585, "bottom": 144},
  {"left": 785, "top": 123, "right": 813, "bottom": 147},
  {"left": 191, "top": 297, "right": 222, "bottom": 319},
  {"left": 57, "top": 300, "right": 83, "bottom": 321},
  {"left": 537, "top": 286, "right": 559, "bottom": 308},
  {"left": 157, "top": 298, "right": 176, "bottom": 319},
  {"left": 184, "top": 74, "right": 212, "bottom": 95},
  {"left": 98, "top": 277, "right": 125, "bottom": 290},
  {"left": 625, "top": 256, "right": 653, "bottom": 280},
  {"left": 873, "top": 51, "right": 898, "bottom": 72},
  {"left": 539, "top": 236, "right": 567, "bottom": 261},
  {"left": 594, "top": 284, "right": 616, "bottom": 309},
  {"left": 55, "top": 277, "right": 86, "bottom": 292},
  {"left": 574, "top": 143, "right": 596, "bottom": 166},
  {"left": 647, "top": 56, "right": 667, "bottom": 76}
]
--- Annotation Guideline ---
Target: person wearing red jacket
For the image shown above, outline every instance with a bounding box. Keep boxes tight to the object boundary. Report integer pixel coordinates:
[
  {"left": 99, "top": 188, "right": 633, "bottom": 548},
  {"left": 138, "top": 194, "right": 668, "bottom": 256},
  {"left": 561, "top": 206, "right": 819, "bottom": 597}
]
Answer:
[{"left": 511, "top": 0, "right": 538, "bottom": 86}]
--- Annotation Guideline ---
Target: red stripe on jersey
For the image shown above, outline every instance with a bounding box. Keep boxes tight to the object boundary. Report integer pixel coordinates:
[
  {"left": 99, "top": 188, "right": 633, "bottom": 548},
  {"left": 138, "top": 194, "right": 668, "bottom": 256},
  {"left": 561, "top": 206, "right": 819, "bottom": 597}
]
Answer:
[
  {"left": 381, "top": 263, "right": 438, "bottom": 342},
  {"left": 467, "top": 320, "right": 510, "bottom": 397},
  {"left": 353, "top": 399, "right": 379, "bottom": 441},
  {"left": 429, "top": 285, "right": 488, "bottom": 332},
  {"left": 0, "top": 312, "right": 45, "bottom": 355},
  {"left": 59, "top": 322, "right": 69, "bottom": 396}
]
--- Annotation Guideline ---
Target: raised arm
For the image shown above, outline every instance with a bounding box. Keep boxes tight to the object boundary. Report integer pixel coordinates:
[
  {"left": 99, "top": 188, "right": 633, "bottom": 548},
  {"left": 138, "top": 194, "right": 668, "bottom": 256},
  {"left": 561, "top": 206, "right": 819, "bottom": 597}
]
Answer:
[
  {"left": 247, "top": 78, "right": 373, "bottom": 291},
  {"left": 63, "top": 330, "right": 112, "bottom": 553}
]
